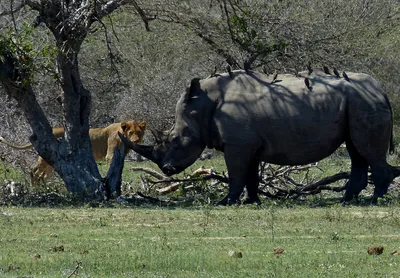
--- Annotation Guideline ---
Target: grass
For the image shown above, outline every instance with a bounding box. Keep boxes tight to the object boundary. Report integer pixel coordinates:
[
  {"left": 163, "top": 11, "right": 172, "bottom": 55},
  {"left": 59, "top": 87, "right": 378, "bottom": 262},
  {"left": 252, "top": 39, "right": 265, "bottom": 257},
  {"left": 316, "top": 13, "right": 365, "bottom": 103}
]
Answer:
[
  {"left": 1, "top": 203, "right": 400, "bottom": 277},
  {"left": 1, "top": 151, "right": 400, "bottom": 277}
]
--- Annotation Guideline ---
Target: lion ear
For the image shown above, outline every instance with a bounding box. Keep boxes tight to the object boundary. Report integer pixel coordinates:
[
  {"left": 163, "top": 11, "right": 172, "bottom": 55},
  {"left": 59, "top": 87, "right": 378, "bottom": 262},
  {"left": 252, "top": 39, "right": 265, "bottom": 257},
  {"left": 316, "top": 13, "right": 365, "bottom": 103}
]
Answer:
[
  {"left": 121, "top": 121, "right": 130, "bottom": 132},
  {"left": 139, "top": 121, "right": 146, "bottom": 130}
]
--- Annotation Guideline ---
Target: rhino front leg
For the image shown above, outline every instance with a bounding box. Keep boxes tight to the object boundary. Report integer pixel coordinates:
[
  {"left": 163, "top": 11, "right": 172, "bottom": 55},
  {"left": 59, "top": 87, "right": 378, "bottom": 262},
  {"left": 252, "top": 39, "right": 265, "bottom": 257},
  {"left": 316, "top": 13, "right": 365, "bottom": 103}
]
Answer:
[
  {"left": 217, "top": 145, "right": 255, "bottom": 206},
  {"left": 243, "top": 159, "right": 261, "bottom": 205}
]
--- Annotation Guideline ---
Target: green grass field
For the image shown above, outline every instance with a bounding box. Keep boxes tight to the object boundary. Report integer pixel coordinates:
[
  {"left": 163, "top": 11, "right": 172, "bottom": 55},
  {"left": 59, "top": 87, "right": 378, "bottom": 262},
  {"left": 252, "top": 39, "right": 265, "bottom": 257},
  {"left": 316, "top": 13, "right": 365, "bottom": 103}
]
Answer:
[
  {"left": 1, "top": 204, "right": 400, "bottom": 277},
  {"left": 1, "top": 152, "right": 400, "bottom": 277}
]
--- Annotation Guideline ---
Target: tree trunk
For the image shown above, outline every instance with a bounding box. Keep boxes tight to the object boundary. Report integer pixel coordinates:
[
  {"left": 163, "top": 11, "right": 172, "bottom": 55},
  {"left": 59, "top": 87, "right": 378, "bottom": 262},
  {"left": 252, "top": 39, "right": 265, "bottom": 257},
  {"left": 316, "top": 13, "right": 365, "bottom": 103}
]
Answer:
[
  {"left": 0, "top": 47, "right": 104, "bottom": 199},
  {"left": 51, "top": 48, "right": 104, "bottom": 197}
]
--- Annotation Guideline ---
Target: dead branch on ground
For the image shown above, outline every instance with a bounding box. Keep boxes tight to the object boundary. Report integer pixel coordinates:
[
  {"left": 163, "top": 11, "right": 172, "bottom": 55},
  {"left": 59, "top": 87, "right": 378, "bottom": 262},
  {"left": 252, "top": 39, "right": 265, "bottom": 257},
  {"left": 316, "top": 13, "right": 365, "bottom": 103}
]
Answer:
[{"left": 130, "top": 163, "right": 353, "bottom": 200}]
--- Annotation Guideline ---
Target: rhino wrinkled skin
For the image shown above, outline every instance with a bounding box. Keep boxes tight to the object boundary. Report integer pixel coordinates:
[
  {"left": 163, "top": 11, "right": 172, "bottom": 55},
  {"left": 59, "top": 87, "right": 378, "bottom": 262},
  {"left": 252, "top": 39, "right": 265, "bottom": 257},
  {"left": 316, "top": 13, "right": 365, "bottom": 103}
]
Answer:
[{"left": 120, "top": 70, "right": 399, "bottom": 205}]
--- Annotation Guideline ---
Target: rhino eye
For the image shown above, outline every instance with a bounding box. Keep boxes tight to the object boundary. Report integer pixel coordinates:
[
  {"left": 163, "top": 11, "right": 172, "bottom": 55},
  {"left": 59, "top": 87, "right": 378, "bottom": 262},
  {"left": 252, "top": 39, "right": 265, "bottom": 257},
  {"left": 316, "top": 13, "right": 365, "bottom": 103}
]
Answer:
[
  {"left": 170, "top": 135, "right": 178, "bottom": 141},
  {"left": 190, "top": 111, "right": 198, "bottom": 116}
]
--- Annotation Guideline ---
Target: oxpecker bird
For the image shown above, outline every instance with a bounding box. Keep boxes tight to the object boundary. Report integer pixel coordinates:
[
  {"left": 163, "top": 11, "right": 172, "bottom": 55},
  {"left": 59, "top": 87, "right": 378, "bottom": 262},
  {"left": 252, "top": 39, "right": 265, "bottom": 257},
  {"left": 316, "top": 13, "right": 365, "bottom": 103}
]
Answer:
[
  {"left": 226, "top": 65, "right": 234, "bottom": 79},
  {"left": 304, "top": 77, "right": 312, "bottom": 91},
  {"left": 333, "top": 67, "right": 340, "bottom": 78},
  {"left": 323, "top": 66, "right": 330, "bottom": 75},
  {"left": 307, "top": 63, "right": 313, "bottom": 75},
  {"left": 271, "top": 70, "right": 278, "bottom": 83},
  {"left": 262, "top": 65, "right": 268, "bottom": 74},
  {"left": 211, "top": 65, "right": 217, "bottom": 77},
  {"left": 343, "top": 71, "right": 350, "bottom": 82},
  {"left": 244, "top": 60, "right": 251, "bottom": 74},
  {"left": 56, "top": 95, "right": 63, "bottom": 105}
]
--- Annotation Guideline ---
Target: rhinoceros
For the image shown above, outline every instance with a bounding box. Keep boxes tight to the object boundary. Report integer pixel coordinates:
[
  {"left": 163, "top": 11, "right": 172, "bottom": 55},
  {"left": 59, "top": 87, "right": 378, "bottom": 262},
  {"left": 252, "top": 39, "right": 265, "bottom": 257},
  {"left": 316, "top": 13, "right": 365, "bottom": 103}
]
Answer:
[{"left": 120, "top": 70, "right": 399, "bottom": 205}]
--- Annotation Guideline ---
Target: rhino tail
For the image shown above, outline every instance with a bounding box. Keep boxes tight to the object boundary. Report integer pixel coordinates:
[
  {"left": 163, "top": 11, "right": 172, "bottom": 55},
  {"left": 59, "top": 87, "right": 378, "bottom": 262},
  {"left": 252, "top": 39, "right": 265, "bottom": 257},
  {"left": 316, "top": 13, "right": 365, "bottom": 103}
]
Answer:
[
  {"left": 390, "top": 126, "right": 394, "bottom": 155},
  {"left": 384, "top": 94, "right": 395, "bottom": 155},
  {"left": 391, "top": 165, "right": 400, "bottom": 179}
]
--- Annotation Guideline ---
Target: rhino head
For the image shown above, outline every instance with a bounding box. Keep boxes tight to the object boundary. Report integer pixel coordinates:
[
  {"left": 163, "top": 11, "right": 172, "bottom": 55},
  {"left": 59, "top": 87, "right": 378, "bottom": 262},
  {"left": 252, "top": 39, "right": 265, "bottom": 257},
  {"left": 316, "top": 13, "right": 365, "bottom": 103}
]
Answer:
[{"left": 119, "top": 78, "right": 208, "bottom": 176}]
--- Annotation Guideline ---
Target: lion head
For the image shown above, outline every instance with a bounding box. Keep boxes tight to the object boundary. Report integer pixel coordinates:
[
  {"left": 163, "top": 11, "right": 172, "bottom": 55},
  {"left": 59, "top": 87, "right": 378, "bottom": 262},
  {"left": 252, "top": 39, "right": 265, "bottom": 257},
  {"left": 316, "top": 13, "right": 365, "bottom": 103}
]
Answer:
[{"left": 120, "top": 121, "right": 146, "bottom": 144}]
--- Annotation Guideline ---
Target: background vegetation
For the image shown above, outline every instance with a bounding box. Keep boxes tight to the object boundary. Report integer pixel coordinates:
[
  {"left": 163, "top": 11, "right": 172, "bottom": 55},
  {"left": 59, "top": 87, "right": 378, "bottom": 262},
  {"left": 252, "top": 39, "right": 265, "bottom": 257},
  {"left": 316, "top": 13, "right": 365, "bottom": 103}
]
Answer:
[{"left": 0, "top": 0, "right": 399, "bottom": 180}]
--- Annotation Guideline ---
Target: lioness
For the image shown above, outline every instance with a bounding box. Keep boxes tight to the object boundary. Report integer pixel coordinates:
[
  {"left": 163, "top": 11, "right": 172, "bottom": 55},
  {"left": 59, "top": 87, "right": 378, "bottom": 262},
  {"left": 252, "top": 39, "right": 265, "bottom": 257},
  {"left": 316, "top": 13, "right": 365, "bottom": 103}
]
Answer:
[{"left": 0, "top": 121, "right": 146, "bottom": 184}]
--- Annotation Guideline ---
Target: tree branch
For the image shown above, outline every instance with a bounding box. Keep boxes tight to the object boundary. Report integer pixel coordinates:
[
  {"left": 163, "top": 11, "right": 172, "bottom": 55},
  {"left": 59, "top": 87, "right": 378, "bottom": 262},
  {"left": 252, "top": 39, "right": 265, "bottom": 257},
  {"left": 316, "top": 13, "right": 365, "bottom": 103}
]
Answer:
[
  {"left": 0, "top": 50, "right": 60, "bottom": 165},
  {"left": 96, "top": 0, "right": 129, "bottom": 19},
  {"left": 95, "top": 16, "right": 122, "bottom": 80},
  {"left": 156, "top": 15, "right": 240, "bottom": 68},
  {"left": 131, "top": 0, "right": 151, "bottom": 31},
  {"left": 24, "top": 0, "right": 41, "bottom": 10},
  {"left": 0, "top": 0, "right": 33, "bottom": 16}
]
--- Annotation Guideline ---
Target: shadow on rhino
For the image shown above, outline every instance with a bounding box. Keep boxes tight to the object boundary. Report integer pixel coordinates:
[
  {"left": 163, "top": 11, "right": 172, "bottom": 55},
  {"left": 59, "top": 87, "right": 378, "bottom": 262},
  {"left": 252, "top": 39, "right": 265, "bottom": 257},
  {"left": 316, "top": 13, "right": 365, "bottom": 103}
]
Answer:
[{"left": 119, "top": 69, "right": 400, "bottom": 205}]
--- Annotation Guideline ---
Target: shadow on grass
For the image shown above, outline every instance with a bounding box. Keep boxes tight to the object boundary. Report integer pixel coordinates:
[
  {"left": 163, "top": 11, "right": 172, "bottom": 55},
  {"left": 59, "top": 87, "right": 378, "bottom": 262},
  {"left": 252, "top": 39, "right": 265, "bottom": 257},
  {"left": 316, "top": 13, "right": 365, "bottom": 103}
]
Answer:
[
  {"left": 2, "top": 189, "right": 399, "bottom": 211},
  {"left": 1, "top": 174, "right": 399, "bottom": 209}
]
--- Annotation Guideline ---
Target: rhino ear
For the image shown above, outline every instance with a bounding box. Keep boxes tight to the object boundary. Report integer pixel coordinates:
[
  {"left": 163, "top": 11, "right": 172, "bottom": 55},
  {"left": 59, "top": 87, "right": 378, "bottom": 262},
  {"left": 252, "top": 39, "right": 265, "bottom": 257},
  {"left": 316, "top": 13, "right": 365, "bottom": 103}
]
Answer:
[
  {"left": 184, "top": 78, "right": 201, "bottom": 101},
  {"left": 151, "top": 128, "right": 168, "bottom": 144}
]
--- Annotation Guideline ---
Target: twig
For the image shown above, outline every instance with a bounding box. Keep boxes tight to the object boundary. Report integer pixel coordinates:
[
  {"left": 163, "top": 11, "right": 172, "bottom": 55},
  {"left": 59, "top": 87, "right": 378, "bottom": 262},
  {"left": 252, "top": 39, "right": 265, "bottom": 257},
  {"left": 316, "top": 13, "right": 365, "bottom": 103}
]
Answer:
[
  {"left": 67, "top": 261, "right": 82, "bottom": 278},
  {"left": 95, "top": 16, "right": 122, "bottom": 81},
  {"left": 131, "top": 0, "right": 152, "bottom": 31},
  {"left": 130, "top": 167, "right": 167, "bottom": 180},
  {"left": 10, "top": 0, "right": 19, "bottom": 34},
  {"left": 296, "top": 172, "right": 350, "bottom": 193},
  {"left": 0, "top": 1, "right": 24, "bottom": 16},
  {"left": 156, "top": 182, "right": 181, "bottom": 194},
  {"left": 149, "top": 173, "right": 229, "bottom": 185},
  {"left": 136, "top": 191, "right": 165, "bottom": 203}
]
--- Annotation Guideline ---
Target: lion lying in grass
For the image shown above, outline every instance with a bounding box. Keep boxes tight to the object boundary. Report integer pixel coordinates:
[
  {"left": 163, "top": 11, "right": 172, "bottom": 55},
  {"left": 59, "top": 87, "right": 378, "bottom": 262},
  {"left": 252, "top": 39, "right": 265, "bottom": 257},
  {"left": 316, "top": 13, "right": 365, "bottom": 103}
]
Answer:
[{"left": 0, "top": 121, "right": 146, "bottom": 184}]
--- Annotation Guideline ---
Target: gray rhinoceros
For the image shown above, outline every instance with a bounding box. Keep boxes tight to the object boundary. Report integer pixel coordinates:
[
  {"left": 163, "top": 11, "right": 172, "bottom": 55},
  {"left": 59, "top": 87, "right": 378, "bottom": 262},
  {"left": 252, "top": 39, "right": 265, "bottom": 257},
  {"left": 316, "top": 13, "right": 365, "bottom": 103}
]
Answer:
[{"left": 119, "top": 70, "right": 399, "bottom": 205}]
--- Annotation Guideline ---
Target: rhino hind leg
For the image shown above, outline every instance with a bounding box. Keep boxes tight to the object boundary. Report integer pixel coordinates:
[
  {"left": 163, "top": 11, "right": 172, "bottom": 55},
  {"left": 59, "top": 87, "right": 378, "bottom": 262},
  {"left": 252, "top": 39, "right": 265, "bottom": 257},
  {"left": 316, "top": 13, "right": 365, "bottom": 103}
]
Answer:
[
  {"left": 341, "top": 140, "right": 369, "bottom": 202},
  {"left": 346, "top": 140, "right": 396, "bottom": 203},
  {"left": 370, "top": 163, "right": 395, "bottom": 203}
]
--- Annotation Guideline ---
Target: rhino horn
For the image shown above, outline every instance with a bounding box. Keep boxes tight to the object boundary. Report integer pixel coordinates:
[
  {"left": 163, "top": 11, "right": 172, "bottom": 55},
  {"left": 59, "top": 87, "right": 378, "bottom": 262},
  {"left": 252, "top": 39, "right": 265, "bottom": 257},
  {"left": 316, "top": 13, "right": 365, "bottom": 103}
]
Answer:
[{"left": 118, "top": 132, "right": 159, "bottom": 163}]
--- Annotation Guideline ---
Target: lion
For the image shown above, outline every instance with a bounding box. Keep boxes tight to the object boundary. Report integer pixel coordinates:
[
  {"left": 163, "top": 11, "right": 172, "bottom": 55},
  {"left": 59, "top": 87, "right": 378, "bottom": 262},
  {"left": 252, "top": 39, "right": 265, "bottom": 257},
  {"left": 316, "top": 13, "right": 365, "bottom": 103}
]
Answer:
[{"left": 0, "top": 121, "right": 146, "bottom": 184}]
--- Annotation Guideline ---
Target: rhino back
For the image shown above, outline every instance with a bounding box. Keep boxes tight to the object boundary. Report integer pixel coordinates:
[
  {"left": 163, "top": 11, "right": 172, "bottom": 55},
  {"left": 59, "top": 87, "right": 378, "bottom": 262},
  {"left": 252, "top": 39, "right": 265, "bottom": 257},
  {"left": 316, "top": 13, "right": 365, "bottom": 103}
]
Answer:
[{"left": 201, "top": 71, "right": 350, "bottom": 164}]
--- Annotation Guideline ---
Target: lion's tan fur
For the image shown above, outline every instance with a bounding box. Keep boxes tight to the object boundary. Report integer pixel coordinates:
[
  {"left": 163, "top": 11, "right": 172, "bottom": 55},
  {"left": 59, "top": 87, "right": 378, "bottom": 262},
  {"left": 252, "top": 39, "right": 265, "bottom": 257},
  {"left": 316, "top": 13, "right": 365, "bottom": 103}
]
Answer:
[{"left": 1, "top": 121, "right": 146, "bottom": 184}]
